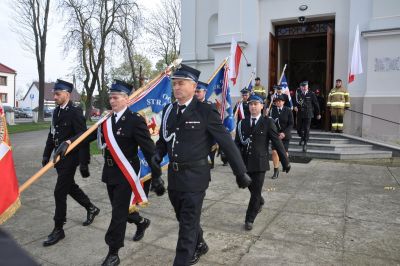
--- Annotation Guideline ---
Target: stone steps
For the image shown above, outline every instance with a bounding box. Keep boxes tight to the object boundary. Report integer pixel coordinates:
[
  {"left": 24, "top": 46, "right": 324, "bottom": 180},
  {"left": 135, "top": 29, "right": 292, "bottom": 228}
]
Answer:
[{"left": 287, "top": 131, "right": 394, "bottom": 160}]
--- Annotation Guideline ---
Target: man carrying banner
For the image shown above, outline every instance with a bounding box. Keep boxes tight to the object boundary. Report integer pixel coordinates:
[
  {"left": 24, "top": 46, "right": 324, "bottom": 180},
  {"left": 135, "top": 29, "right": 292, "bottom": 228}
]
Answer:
[
  {"left": 235, "top": 94, "right": 290, "bottom": 230},
  {"left": 152, "top": 64, "right": 251, "bottom": 265},
  {"left": 81, "top": 80, "right": 165, "bottom": 266},
  {"left": 41, "top": 79, "right": 100, "bottom": 247}
]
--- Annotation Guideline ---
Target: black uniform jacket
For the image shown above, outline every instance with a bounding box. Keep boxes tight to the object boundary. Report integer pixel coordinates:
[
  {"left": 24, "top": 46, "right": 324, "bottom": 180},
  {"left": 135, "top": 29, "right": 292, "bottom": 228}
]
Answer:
[
  {"left": 235, "top": 116, "right": 288, "bottom": 173},
  {"left": 43, "top": 101, "right": 89, "bottom": 169},
  {"left": 294, "top": 90, "right": 320, "bottom": 119},
  {"left": 87, "top": 108, "right": 159, "bottom": 185},
  {"left": 156, "top": 97, "right": 247, "bottom": 192},
  {"left": 270, "top": 105, "right": 294, "bottom": 140}
]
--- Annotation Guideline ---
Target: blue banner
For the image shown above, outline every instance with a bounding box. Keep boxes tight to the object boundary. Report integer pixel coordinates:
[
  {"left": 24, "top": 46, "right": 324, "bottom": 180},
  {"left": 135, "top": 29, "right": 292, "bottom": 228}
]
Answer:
[
  {"left": 205, "top": 64, "right": 235, "bottom": 132},
  {"left": 129, "top": 74, "right": 172, "bottom": 178}
]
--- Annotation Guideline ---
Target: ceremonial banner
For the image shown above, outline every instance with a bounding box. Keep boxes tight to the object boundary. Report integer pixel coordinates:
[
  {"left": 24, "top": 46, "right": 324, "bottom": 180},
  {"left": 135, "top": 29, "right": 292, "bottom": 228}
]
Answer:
[
  {"left": 128, "top": 73, "right": 171, "bottom": 206},
  {"left": 279, "top": 74, "right": 293, "bottom": 109},
  {"left": 0, "top": 101, "right": 20, "bottom": 224},
  {"left": 206, "top": 61, "right": 235, "bottom": 132}
]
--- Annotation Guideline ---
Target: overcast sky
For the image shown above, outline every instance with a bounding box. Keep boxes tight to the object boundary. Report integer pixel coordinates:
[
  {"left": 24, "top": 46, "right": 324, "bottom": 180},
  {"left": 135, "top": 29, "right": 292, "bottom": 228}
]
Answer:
[{"left": 0, "top": 0, "right": 160, "bottom": 96}]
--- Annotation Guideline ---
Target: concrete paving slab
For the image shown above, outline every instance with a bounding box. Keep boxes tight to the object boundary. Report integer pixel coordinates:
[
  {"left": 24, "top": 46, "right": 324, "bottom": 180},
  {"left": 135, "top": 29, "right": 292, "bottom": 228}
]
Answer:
[
  {"left": 239, "top": 238, "right": 343, "bottom": 266},
  {"left": 262, "top": 212, "right": 344, "bottom": 250},
  {"left": 343, "top": 251, "right": 400, "bottom": 266},
  {"left": 346, "top": 184, "right": 400, "bottom": 224},
  {"left": 344, "top": 219, "right": 400, "bottom": 261},
  {"left": 283, "top": 192, "right": 346, "bottom": 217}
]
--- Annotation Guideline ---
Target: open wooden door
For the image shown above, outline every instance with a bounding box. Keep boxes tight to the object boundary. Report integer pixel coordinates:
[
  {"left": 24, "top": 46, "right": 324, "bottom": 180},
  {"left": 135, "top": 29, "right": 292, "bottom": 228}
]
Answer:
[
  {"left": 324, "top": 25, "right": 334, "bottom": 131},
  {"left": 268, "top": 32, "right": 278, "bottom": 92}
]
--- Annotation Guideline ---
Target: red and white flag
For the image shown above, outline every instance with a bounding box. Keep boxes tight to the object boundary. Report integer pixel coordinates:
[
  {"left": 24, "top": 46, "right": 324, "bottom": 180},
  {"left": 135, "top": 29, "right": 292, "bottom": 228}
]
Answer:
[
  {"left": 228, "top": 37, "right": 242, "bottom": 85},
  {"left": 0, "top": 101, "right": 20, "bottom": 224},
  {"left": 348, "top": 24, "right": 363, "bottom": 83}
]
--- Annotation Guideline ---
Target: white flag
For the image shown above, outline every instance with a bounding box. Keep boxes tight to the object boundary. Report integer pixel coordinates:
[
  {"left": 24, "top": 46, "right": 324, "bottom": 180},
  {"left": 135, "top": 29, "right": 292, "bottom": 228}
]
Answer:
[{"left": 348, "top": 24, "right": 363, "bottom": 83}]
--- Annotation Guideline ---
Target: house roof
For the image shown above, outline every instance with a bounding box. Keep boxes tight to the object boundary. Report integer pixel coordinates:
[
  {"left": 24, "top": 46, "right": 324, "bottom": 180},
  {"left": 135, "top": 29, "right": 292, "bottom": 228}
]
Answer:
[
  {"left": 23, "top": 82, "right": 81, "bottom": 102},
  {"left": 0, "top": 63, "right": 17, "bottom": 74}
]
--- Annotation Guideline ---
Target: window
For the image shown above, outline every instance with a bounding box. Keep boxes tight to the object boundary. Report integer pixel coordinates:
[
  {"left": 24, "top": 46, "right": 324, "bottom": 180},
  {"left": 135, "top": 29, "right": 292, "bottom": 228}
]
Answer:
[
  {"left": 0, "top": 93, "right": 7, "bottom": 103},
  {"left": 0, "top": 76, "right": 7, "bottom": 86}
]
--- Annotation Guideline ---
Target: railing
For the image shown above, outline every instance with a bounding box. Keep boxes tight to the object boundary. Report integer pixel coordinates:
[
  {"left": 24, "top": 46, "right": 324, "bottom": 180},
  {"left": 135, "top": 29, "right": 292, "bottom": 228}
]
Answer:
[{"left": 347, "top": 109, "right": 400, "bottom": 126}]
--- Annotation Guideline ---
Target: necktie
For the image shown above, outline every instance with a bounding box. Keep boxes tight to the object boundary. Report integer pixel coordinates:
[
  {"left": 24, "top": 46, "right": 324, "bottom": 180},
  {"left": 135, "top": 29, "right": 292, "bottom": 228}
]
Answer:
[
  {"left": 251, "top": 118, "right": 256, "bottom": 129},
  {"left": 177, "top": 104, "right": 186, "bottom": 121},
  {"left": 112, "top": 113, "right": 117, "bottom": 124},
  {"left": 278, "top": 108, "right": 281, "bottom": 114}
]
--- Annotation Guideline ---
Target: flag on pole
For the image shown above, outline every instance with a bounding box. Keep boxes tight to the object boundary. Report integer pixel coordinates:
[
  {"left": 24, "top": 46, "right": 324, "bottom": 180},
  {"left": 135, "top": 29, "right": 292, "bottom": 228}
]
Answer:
[
  {"left": 127, "top": 74, "right": 171, "bottom": 208},
  {"left": 0, "top": 101, "right": 20, "bottom": 224},
  {"left": 228, "top": 38, "right": 242, "bottom": 85},
  {"left": 207, "top": 60, "right": 235, "bottom": 132},
  {"left": 348, "top": 24, "right": 363, "bottom": 83},
  {"left": 280, "top": 74, "right": 293, "bottom": 109}
]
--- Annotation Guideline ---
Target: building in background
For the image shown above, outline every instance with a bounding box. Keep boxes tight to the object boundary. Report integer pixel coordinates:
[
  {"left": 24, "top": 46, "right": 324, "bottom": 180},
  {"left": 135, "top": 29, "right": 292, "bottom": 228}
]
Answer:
[
  {"left": 181, "top": 0, "right": 400, "bottom": 143},
  {"left": 0, "top": 63, "right": 16, "bottom": 107},
  {"left": 19, "top": 81, "right": 81, "bottom": 109}
]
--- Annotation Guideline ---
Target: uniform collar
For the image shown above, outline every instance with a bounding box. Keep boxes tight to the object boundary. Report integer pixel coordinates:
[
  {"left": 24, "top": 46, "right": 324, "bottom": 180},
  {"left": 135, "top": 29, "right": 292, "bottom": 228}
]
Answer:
[
  {"left": 250, "top": 113, "right": 261, "bottom": 125},
  {"left": 114, "top": 106, "right": 127, "bottom": 123}
]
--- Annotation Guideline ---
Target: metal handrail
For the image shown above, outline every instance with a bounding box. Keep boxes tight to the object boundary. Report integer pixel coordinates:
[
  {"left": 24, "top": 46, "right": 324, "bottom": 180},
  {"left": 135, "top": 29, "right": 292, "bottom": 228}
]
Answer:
[{"left": 347, "top": 108, "right": 400, "bottom": 126}]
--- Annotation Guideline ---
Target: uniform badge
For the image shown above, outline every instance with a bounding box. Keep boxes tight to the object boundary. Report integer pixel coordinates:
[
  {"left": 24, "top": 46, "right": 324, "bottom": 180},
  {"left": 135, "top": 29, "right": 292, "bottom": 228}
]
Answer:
[
  {"left": 121, "top": 116, "right": 125, "bottom": 121},
  {"left": 117, "top": 127, "right": 122, "bottom": 135}
]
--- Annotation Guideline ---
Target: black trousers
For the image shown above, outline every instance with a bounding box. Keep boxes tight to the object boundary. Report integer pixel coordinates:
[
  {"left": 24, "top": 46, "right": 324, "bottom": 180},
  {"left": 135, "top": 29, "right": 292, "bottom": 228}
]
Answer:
[
  {"left": 297, "top": 117, "right": 312, "bottom": 142},
  {"left": 168, "top": 189, "right": 205, "bottom": 266},
  {"left": 245, "top": 171, "right": 266, "bottom": 223},
  {"left": 54, "top": 166, "right": 91, "bottom": 227},
  {"left": 105, "top": 181, "right": 132, "bottom": 250}
]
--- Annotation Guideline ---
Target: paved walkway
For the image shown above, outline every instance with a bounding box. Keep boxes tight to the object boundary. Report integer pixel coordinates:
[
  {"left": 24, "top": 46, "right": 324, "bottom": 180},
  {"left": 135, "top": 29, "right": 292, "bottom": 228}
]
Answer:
[{"left": 3, "top": 130, "right": 400, "bottom": 265}]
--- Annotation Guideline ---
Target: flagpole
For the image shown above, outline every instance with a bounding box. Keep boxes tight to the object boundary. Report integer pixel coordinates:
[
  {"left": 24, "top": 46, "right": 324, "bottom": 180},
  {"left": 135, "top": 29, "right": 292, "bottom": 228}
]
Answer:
[
  {"left": 207, "top": 58, "right": 228, "bottom": 84},
  {"left": 266, "top": 64, "right": 287, "bottom": 116},
  {"left": 19, "top": 59, "right": 182, "bottom": 194}
]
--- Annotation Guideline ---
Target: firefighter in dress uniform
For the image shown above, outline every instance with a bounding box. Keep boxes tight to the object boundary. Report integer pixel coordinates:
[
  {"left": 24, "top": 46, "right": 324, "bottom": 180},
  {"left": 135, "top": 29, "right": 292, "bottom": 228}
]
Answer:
[
  {"left": 41, "top": 79, "right": 100, "bottom": 247},
  {"left": 235, "top": 94, "right": 291, "bottom": 230},
  {"left": 152, "top": 64, "right": 251, "bottom": 265}
]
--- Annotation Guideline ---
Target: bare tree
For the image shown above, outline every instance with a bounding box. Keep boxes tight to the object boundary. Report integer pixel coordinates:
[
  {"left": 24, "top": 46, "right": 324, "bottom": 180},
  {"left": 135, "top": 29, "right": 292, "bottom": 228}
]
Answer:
[
  {"left": 146, "top": 0, "right": 181, "bottom": 66},
  {"left": 114, "top": 1, "right": 142, "bottom": 88},
  {"left": 61, "top": 0, "right": 136, "bottom": 119},
  {"left": 13, "top": 0, "right": 51, "bottom": 122}
]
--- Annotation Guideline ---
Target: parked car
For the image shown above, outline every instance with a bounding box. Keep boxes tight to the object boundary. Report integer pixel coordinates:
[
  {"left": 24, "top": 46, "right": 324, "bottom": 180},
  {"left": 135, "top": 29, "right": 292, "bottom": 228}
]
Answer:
[
  {"left": 43, "top": 107, "right": 54, "bottom": 118},
  {"left": 22, "top": 108, "right": 33, "bottom": 118},
  {"left": 14, "top": 107, "right": 28, "bottom": 118}
]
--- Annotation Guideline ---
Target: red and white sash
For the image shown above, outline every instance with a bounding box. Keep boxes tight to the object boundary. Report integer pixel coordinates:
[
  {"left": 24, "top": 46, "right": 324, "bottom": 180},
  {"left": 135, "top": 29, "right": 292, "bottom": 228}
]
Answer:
[
  {"left": 102, "top": 118, "right": 147, "bottom": 204},
  {"left": 238, "top": 102, "right": 245, "bottom": 120}
]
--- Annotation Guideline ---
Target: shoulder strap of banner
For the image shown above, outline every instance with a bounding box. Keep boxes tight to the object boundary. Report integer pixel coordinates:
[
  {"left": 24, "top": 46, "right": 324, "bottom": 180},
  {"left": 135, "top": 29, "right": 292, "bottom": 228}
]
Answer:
[{"left": 102, "top": 118, "right": 147, "bottom": 204}]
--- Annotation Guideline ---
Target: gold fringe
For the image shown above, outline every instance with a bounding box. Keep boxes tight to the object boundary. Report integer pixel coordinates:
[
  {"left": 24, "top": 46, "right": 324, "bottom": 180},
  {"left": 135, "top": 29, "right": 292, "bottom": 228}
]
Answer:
[{"left": 0, "top": 197, "right": 21, "bottom": 225}]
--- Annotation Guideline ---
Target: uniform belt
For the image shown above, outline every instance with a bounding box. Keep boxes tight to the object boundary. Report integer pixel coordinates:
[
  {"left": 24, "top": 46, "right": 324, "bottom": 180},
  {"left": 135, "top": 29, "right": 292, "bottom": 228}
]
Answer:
[{"left": 171, "top": 159, "right": 209, "bottom": 172}]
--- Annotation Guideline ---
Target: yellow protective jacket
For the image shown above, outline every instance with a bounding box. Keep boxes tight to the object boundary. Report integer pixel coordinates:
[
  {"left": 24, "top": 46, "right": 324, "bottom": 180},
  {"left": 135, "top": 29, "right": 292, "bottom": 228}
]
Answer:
[
  {"left": 327, "top": 86, "right": 350, "bottom": 109},
  {"left": 253, "top": 85, "right": 266, "bottom": 98}
]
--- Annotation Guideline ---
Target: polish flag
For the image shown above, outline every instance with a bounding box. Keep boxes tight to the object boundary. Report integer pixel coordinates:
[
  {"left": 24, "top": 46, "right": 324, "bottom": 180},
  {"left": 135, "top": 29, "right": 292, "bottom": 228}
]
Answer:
[
  {"left": 228, "top": 37, "right": 242, "bottom": 85},
  {"left": 0, "top": 101, "right": 20, "bottom": 224},
  {"left": 348, "top": 24, "right": 363, "bottom": 83}
]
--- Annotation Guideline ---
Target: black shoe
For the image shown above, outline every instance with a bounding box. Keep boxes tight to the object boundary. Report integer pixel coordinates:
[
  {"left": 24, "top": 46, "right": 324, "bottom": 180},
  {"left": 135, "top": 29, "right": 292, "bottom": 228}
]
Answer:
[
  {"left": 299, "top": 139, "right": 303, "bottom": 146},
  {"left": 189, "top": 242, "right": 209, "bottom": 265},
  {"left": 260, "top": 197, "right": 265, "bottom": 206},
  {"left": 101, "top": 253, "right": 120, "bottom": 266},
  {"left": 43, "top": 228, "right": 65, "bottom": 246},
  {"left": 133, "top": 218, "right": 150, "bottom": 241},
  {"left": 271, "top": 168, "right": 279, "bottom": 179},
  {"left": 302, "top": 143, "right": 307, "bottom": 152},
  {"left": 245, "top": 222, "right": 253, "bottom": 231},
  {"left": 83, "top": 204, "right": 100, "bottom": 226}
]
